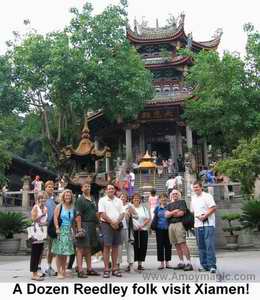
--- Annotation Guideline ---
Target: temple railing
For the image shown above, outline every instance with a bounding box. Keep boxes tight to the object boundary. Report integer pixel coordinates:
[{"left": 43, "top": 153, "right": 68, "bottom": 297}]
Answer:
[
  {"left": 154, "top": 89, "right": 192, "bottom": 98},
  {"left": 0, "top": 190, "right": 62, "bottom": 209}
]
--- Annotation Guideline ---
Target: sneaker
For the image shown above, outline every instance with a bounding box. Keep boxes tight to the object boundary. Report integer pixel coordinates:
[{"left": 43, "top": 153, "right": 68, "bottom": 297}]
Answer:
[
  {"left": 45, "top": 267, "right": 57, "bottom": 276},
  {"left": 173, "top": 263, "right": 185, "bottom": 270},
  {"left": 184, "top": 264, "right": 193, "bottom": 271},
  {"left": 210, "top": 268, "right": 217, "bottom": 274},
  {"left": 198, "top": 268, "right": 209, "bottom": 272}
]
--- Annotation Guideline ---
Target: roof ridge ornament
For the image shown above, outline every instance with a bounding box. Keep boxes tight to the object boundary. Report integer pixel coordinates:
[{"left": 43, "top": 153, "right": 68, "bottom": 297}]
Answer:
[
  {"left": 134, "top": 17, "right": 138, "bottom": 33},
  {"left": 187, "top": 32, "right": 193, "bottom": 49},
  {"left": 178, "top": 12, "right": 185, "bottom": 27},
  {"left": 82, "top": 114, "right": 90, "bottom": 139},
  {"left": 213, "top": 28, "right": 223, "bottom": 39}
]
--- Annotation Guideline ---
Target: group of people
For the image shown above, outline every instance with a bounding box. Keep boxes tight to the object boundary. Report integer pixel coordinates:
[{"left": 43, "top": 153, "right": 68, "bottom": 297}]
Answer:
[
  {"left": 29, "top": 178, "right": 217, "bottom": 281},
  {"left": 165, "top": 174, "right": 184, "bottom": 195}
]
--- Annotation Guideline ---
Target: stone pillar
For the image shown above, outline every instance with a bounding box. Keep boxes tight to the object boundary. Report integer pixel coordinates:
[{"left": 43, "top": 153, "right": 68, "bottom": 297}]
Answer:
[
  {"left": 139, "top": 128, "right": 145, "bottom": 156},
  {"left": 125, "top": 127, "right": 133, "bottom": 163},
  {"left": 176, "top": 126, "right": 183, "bottom": 156},
  {"left": 22, "top": 176, "right": 31, "bottom": 208},
  {"left": 203, "top": 139, "right": 209, "bottom": 167},
  {"left": 167, "top": 135, "right": 178, "bottom": 169},
  {"left": 94, "top": 139, "right": 99, "bottom": 173},
  {"left": 118, "top": 137, "right": 123, "bottom": 160},
  {"left": 186, "top": 125, "right": 193, "bottom": 150},
  {"left": 105, "top": 156, "right": 110, "bottom": 174}
]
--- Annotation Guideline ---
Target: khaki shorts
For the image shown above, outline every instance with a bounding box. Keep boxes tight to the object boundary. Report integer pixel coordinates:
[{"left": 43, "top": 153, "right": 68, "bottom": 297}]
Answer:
[{"left": 168, "top": 222, "right": 186, "bottom": 245}]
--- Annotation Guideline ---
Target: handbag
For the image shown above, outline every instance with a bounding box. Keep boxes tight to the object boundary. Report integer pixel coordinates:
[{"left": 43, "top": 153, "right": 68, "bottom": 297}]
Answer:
[
  {"left": 27, "top": 222, "right": 47, "bottom": 243},
  {"left": 91, "top": 227, "right": 104, "bottom": 255},
  {"left": 150, "top": 207, "right": 159, "bottom": 231},
  {"left": 47, "top": 205, "right": 63, "bottom": 239},
  {"left": 181, "top": 201, "right": 194, "bottom": 231}
]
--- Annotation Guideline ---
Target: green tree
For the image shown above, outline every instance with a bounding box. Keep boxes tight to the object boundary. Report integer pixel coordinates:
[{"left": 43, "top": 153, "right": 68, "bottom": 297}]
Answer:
[
  {"left": 216, "top": 134, "right": 260, "bottom": 195},
  {"left": 7, "top": 0, "right": 153, "bottom": 169},
  {"left": 183, "top": 25, "right": 260, "bottom": 153},
  {"left": 0, "top": 115, "right": 24, "bottom": 186},
  {"left": 0, "top": 54, "right": 25, "bottom": 115},
  {"left": 68, "top": 1, "right": 153, "bottom": 121},
  {"left": 214, "top": 24, "right": 260, "bottom": 195}
]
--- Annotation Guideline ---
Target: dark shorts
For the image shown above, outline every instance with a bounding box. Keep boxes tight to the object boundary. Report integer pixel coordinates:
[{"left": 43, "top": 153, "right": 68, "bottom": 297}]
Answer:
[{"left": 100, "top": 222, "right": 122, "bottom": 247}]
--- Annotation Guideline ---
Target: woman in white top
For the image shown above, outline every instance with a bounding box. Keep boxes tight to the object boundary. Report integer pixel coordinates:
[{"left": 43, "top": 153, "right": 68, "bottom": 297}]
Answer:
[
  {"left": 30, "top": 192, "right": 48, "bottom": 281},
  {"left": 117, "top": 192, "right": 137, "bottom": 272},
  {"left": 132, "top": 193, "right": 150, "bottom": 271}
]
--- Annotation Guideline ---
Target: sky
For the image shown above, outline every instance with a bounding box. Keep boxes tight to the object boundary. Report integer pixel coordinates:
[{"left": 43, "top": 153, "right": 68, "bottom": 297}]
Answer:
[{"left": 0, "top": 0, "right": 259, "bottom": 56}]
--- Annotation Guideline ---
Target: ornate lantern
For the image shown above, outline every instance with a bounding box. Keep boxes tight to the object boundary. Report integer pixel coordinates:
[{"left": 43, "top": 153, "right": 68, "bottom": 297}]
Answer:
[{"left": 138, "top": 151, "right": 157, "bottom": 197}]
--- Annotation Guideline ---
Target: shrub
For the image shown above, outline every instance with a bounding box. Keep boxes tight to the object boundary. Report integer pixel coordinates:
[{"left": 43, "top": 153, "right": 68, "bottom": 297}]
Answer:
[
  {"left": 0, "top": 211, "right": 29, "bottom": 239},
  {"left": 221, "top": 212, "right": 242, "bottom": 236},
  {"left": 240, "top": 199, "right": 260, "bottom": 231}
]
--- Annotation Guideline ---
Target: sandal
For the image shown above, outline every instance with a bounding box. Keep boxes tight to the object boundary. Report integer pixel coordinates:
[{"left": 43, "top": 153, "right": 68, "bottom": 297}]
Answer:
[
  {"left": 78, "top": 271, "right": 88, "bottom": 278},
  {"left": 158, "top": 266, "right": 164, "bottom": 270},
  {"left": 31, "top": 276, "right": 44, "bottom": 281},
  {"left": 103, "top": 270, "right": 110, "bottom": 278},
  {"left": 166, "top": 266, "right": 174, "bottom": 269},
  {"left": 112, "top": 270, "right": 122, "bottom": 277},
  {"left": 137, "top": 265, "right": 144, "bottom": 271},
  {"left": 125, "top": 265, "right": 131, "bottom": 272},
  {"left": 87, "top": 269, "right": 100, "bottom": 276}
]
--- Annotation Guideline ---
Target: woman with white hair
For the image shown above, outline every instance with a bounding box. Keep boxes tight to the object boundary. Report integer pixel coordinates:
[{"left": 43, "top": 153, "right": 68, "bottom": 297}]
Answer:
[{"left": 165, "top": 190, "right": 193, "bottom": 271}]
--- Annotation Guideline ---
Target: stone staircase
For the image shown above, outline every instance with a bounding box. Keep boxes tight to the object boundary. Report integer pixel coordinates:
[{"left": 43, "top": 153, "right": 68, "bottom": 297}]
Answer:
[{"left": 122, "top": 231, "right": 198, "bottom": 257}]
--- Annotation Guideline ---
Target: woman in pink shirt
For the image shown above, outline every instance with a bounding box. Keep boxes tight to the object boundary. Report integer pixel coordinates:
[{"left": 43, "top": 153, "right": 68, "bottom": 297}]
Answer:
[{"left": 148, "top": 189, "right": 159, "bottom": 219}]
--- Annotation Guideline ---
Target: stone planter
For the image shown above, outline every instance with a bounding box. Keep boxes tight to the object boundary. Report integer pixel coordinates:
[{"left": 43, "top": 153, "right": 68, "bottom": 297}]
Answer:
[
  {"left": 186, "top": 234, "right": 199, "bottom": 257},
  {"left": 0, "top": 238, "right": 21, "bottom": 254},
  {"left": 224, "top": 234, "right": 239, "bottom": 250},
  {"left": 252, "top": 231, "right": 260, "bottom": 249}
]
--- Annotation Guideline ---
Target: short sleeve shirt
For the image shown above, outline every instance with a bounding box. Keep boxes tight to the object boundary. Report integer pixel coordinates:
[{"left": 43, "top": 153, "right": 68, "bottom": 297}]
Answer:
[
  {"left": 98, "top": 195, "right": 123, "bottom": 222},
  {"left": 190, "top": 191, "right": 216, "bottom": 227},
  {"left": 46, "top": 196, "right": 56, "bottom": 224},
  {"left": 166, "top": 200, "right": 187, "bottom": 224},
  {"left": 75, "top": 195, "right": 98, "bottom": 223}
]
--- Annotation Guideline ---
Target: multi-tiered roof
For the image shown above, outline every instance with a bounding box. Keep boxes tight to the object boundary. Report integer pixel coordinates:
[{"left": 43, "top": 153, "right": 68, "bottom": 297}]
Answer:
[{"left": 127, "top": 14, "right": 222, "bottom": 107}]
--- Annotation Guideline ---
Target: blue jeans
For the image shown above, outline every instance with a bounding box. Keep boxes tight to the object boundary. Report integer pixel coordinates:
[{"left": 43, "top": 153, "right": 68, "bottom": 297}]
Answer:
[{"left": 195, "top": 226, "right": 217, "bottom": 270}]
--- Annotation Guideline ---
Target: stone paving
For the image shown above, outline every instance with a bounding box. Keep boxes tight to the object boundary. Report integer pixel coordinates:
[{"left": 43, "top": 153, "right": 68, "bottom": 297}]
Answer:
[{"left": 0, "top": 251, "right": 259, "bottom": 283}]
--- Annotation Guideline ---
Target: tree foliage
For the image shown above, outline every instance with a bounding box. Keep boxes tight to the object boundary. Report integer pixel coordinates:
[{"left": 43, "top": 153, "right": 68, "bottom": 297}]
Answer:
[
  {"left": 3, "top": 1, "right": 153, "bottom": 170},
  {"left": 183, "top": 24, "right": 260, "bottom": 153},
  {"left": 0, "top": 54, "right": 25, "bottom": 115},
  {"left": 216, "top": 134, "right": 260, "bottom": 195}
]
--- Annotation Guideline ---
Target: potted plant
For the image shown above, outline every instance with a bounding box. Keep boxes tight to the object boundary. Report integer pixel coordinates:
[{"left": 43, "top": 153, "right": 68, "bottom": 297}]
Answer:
[
  {"left": 0, "top": 211, "right": 29, "bottom": 254},
  {"left": 221, "top": 212, "right": 242, "bottom": 250},
  {"left": 240, "top": 199, "right": 260, "bottom": 248}
]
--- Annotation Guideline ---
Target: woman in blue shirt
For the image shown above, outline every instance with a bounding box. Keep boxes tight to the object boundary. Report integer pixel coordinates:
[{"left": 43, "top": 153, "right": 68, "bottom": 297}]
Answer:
[
  {"left": 52, "top": 189, "right": 75, "bottom": 279},
  {"left": 153, "top": 193, "right": 172, "bottom": 269}
]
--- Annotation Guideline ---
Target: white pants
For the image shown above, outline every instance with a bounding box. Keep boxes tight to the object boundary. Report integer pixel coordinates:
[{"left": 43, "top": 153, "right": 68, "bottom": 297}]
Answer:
[{"left": 117, "top": 228, "right": 134, "bottom": 264}]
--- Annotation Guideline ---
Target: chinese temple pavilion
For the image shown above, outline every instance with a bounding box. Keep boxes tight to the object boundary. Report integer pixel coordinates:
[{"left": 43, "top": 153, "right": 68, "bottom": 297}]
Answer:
[{"left": 87, "top": 14, "right": 222, "bottom": 170}]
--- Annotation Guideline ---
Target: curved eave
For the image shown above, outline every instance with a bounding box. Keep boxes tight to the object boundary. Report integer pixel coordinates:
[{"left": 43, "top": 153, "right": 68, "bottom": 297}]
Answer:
[
  {"left": 191, "top": 37, "right": 221, "bottom": 50},
  {"left": 145, "top": 56, "right": 191, "bottom": 69},
  {"left": 144, "top": 92, "right": 194, "bottom": 107},
  {"left": 144, "top": 100, "right": 184, "bottom": 108},
  {"left": 127, "top": 24, "right": 185, "bottom": 44}
]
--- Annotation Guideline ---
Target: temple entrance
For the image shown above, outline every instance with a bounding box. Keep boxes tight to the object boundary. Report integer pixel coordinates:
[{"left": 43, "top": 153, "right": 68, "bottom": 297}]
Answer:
[{"left": 151, "top": 142, "right": 171, "bottom": 160}]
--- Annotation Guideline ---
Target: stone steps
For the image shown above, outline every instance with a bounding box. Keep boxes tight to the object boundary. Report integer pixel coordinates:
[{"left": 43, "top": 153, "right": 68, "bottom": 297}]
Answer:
[{"left": 122, "top": 233, "right": 199, "bottom": 257}]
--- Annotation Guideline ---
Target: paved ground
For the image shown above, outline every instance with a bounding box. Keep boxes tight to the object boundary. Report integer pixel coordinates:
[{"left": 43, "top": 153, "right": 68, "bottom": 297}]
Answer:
[{"left": 0, "top": 251, "right": 259, "bottom": 283}]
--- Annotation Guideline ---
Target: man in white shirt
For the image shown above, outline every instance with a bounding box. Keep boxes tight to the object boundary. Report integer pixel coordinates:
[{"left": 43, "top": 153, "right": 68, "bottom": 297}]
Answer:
[
  {"left": 98, "top": 184, "right": 124, "bottom": 278},
  {"left": 129, "top": 170, "right": 135, "bottom": 188},
  {"left": 190, "top": 181, "right": 217, "bottom": 273},
  {"left": 165, "top": 175, "right": 176, "bottom": 195},
  {"left": 175, "top": 173, "right": 183, "bottom": 192}
]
